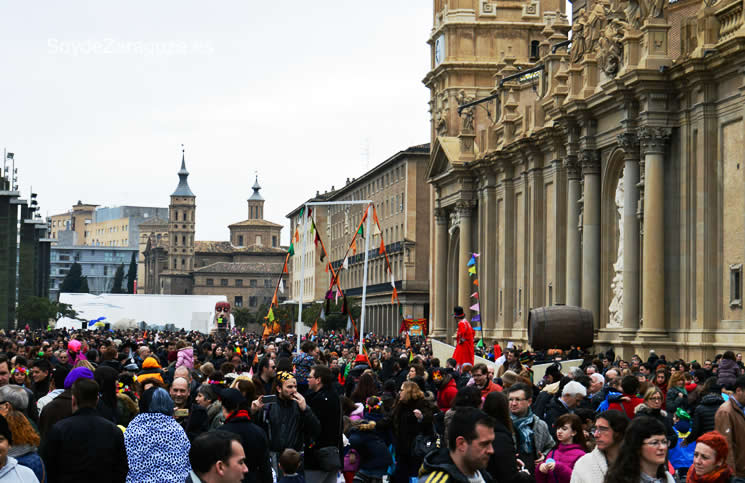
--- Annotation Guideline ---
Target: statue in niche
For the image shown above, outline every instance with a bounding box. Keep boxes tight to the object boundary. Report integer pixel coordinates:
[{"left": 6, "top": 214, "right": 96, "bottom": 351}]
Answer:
[
  {"left": 456, "top": 90, "right": 475, "bottom": 132},
  {"left": 597, "top": 18, "right": 628, "bottom": 75},
  {"left": 640, "top": 0, "right": 666, "bottom": 19},
  {"left": 608, "top": 173, "right": 624, "bottom": 328},
  {"left": 570, "top": 9, "right": 588, "bottom": 63}
]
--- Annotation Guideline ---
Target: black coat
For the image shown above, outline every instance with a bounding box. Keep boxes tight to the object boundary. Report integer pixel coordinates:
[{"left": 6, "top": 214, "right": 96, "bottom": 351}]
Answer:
[
  {"left": 686, "top": 393, "right": 725, "bottom": 444},
  {"left": 221, "top": 412, "right": 273, "bottom": 483},
  {"left": 486, "top": 420, "right": 521, "bottom": 483},
  {"left": 391, "top": 398, "right": 437, "bottom": 459},
  {"left": 304, "top": 386, "right": 343, "bottom": 471},
  {"left": 543, "top": 396, "right": 570, "bottom": 440},
  {"left": 40, "top": 407, "right": 128, "bottom": 483},
  {"left": 39, "top": 389, "right": 73, "bottom": 438},
  {"left": 633, "top": 404, "right": 677, "bottom": 449}
]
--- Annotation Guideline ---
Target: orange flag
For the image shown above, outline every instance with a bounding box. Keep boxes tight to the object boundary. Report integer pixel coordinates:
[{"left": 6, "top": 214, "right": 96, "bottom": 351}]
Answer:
[
  {"left": 325, "top": 263, "right": 329, "bottom": 273},
  {"left": 262, "top": 324, "right": 271, "bottom": 339},
  {"left": 405, "top": 332, "right": 411, "bottom": 348},
  {"left": 391, "top": 286, "right": 398, "bottom": 303},
  {"left": 283, "top": 259, "right": 288, "bottom": 274},
  {"left": 379, "top": 238, "right": 386, "bottom": 254},
  {"left": 473, "top": 279, "right": 479, "bottom": 286},
  {"left": 295, "top": 228, "right": 300, "bottom": 243},
  {"left": 351, "top": 238, "right": 357, "bottom": 255},
  {"left": 373, "top": 207, "right": 380, "bottom": 227},
  {"left": 310, "top": 321, "right": 318, "bottom": 336},
  {"left": 272, "top": 293, "right": 278, "bottom": 307},
  {"left": 272, "top": 321, "right": 280, "bottom": 334}
]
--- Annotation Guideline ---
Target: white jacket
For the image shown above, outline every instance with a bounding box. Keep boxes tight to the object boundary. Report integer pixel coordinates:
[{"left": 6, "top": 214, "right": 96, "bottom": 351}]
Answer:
[
  {"left": 0, "top": 457, "right": 39, "bottom": 482},
  {"left": 570, "top": 448, "right": 608, "bottom": 483}
]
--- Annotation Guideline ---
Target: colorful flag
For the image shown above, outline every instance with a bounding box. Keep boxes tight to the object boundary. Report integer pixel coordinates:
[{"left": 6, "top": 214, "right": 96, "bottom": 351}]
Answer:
[
  {"left": 471, "top": 292, "right": 479, "bottom": 299},
  {"left": 379, "top": 238, "right": 386, "bottom": 255},
  {"left": 279, "top": 279, "right": 285, "bottom": 294},
  {"left": 467, "top": 256, "right": 476, "bottom": 267},
  {"left": 405, "top": 332, "right": 411, "bottom": 348},
  {"left": 473, "top": 279, "right": 479, "bottom": 286},
  {"left": 468, "top": 266, "right": 476, "bottom": 275},
  {"left": 266, "top": 308, "right": 275, "bottom": 322},
  {"left": 295, "top": 228, "right": 300, "bottom": 243},
  {"left": 310, "top": 321, "right": 318, "bottom": 336},
  {"left": 470, "top": 303, "right": 480, "bottom": 312},
  {"left": 391, "top": 286, "right": 398, "bottom": 303},
  {"left": 351, "top": 238, "right": 357, "bottom": 254},
  {"left": 357, "top": 225, "right": 364, "bottom": 238},
  {"left": 477, "top": 339, "right": 484, "bottom": 348},
  {"left": 288, "top": 242, "right": 295, "bottom": 256},
  {"left": 473, "top": 253, "right": 480, "bottom": 257},
  {"left": 472, "top": 314, "right": 481, "bottom": 323},
  {"left": 343, "top": 256, "right": 349, "bottom": 270}
]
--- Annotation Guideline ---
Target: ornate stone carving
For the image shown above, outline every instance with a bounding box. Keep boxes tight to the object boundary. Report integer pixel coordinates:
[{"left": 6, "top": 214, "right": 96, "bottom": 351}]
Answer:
[
  {"left": 639, "top": 126, "right": 671, "bottom": 154},
  {"left": 480, "top": 1, "right": 497, "bottom": 16},
  {"left": 522, "top": 0, "right": 540, "bottom": 18},
  {"left": 455, "top": 200, "right": 475, "bottom": 216},
  {"left": 569, "top": 0, "right": 633, "bottom": 76},
  {"left": 434, "top": 207, "right": 449, "bottom": 224},
  {"left": 617, "top": 131, "right": 640, "bottom": 159},
  {"left": 565, "top": 154, "right": 582, "bottom": 180},
  {"left": 456, "top": 90, "right": 475, "bottom": 132},
  {"left": 580, "top": 150, "right": 600, "bottom": 175},
  {"left": 608, "top": 172, "right": 625, "bottom": 328},
  {"left": 640, "top": 0, "right": 665, "bottom": 20}
]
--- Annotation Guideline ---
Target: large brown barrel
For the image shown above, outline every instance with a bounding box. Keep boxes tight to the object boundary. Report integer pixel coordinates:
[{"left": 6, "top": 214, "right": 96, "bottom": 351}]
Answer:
[{"left": 528, "top": 305, "right": 594, "bottom": 350}]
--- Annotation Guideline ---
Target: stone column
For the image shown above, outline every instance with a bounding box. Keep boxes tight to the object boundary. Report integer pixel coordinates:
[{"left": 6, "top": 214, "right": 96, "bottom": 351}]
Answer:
[
  {"left": 640, "top": 127, "right": 670, "bottom": 333},
  {"left": 619, "top": 132, "right": 641, "bottom": 331},
  {"left": 581, "top": 150, "right": 601, "bottom": 328},
  {"left": 457, "top": 201, "right": 474, "bottom": 318},
  {"left": 484, "top": 178, "right": 497, "bottom": 334},
  {"left": 433, "top": 208, "right": 449, "bottom": 339},
  {"left": 565, "top": 155, "right": 582, "bottom": 307}
]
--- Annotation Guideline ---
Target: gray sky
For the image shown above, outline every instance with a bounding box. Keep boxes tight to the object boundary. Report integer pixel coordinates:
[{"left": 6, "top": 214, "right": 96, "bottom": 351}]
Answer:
[{"left": 0, "top": 1, "right": 432, "bottom": 245}]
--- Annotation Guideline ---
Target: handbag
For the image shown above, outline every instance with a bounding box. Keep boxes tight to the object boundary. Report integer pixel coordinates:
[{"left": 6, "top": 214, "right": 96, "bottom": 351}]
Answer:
[
  {"left": 318, "top": 446, "right": 342, "bottom": 472},
  {"left": 411, "top": 430, "right": 439, "bottom": 459}
]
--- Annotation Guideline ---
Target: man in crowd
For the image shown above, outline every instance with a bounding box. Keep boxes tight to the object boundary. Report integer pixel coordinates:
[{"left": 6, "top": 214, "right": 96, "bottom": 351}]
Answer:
[
  {"left": 39, "top": 367, "right": 94, "bottom": 437},
  {"left": 452, "top": 306, "right": 475, "bottom": 368},
  {"left": 715, "top": 374, "right": 745, "bottom": 479},
  {"left": 187, "top": 431, "right": 248, "bottom": 483},
  {"left": 471, "top": 363, "right": 502, "bottom": 399},
  {"left": 36, "top": 366, "right": 69, "bottom": 416},
  {"left": 171, "top": 377, "right": 191, "bottom": 428},
  {"left": 0, "top": 356, "right": 10, "bottom": 387},
  {"left": 544, "top": 380, "right": 587, "bottom": 439},
  {"left": 607, "top": 375, "right": 644, "bottom": 419},
  {"left": 40, "top": 378, "right": 128, "bottom": 481},
  {"left": 304, "top": 365, "right": 343, "bottom": 483},
  {"left": 252, "top": 356, "right": 276, "bottom": 396},
  {"left": 507, "top": 383, "right": 554, "bottom": 474},
  {"left": 30, "top": 359, "right": 51, "bottom": 402},
  {"left": 418, "top": 407, "right": 495, "bottom": 483}
]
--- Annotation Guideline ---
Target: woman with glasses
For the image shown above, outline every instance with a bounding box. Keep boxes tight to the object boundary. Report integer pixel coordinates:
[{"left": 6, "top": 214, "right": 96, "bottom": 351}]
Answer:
[
  {"left": 571, "top": 410, "right": 629, "bottom": 483},
  {"left": 603, "top": 416, "right": 675, "bottom": 483},
  {"left": 634, "top": 387, "right": 677, "bottom": 448}
]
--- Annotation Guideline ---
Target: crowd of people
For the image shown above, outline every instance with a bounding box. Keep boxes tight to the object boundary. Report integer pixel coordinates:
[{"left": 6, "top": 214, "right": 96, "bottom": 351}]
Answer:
[{"left": 0, "top": 322, "right": 741, "bottom": 483}]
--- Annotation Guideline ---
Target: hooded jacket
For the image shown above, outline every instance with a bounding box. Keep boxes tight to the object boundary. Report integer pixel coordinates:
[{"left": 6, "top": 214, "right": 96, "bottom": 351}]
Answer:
[
  {"left": 686, "top": 392, "right": 724, "bottom": 444},
  {"left": 176, "top": 347, "right": 194, "bottom": 370},
  {"left": 535, "top": 443, "right": 586, "bottom": 483},
  {"left": 714, "top": 397, "right": 745, "bottom": 476},
  {"left": 436, "top": 378, "right": 458, "bottom": 412},
  {"left": 260, "top": 395, "right": 321, "bottom": 453},
  {"left": 0, "top": 456, "right": 39, "bottom": 482},
  {"left": 418, "top": 448, "right": 493, "bottom": 483},
  {"left": 124, "top": 412, "right": 191, "bottom": 482},
  {"left": 717, "top": 359, "right": 740, "bottom": 389}
]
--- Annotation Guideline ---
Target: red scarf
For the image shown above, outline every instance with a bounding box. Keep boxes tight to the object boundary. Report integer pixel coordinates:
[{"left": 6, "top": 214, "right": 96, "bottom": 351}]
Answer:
[
  {"left": 686, "top": 465, "right": 733, "bottom": 483},
  {"left": 226, "top": 409, "right": 250, "bottom": 422}
]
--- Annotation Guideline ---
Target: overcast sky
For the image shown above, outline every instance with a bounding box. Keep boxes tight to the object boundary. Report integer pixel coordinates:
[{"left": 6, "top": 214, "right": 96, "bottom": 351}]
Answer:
[{"left": 0, "top": 2, "right": 432, "bottom": 245}]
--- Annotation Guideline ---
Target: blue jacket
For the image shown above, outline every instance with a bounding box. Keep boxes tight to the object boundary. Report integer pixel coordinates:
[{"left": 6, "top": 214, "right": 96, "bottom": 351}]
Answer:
[
  {"left": 668, "top": 429, "right": 695, "bottom": 470},
  {"left": 348, "top": 426, "right": 393, "bottom": 475}
]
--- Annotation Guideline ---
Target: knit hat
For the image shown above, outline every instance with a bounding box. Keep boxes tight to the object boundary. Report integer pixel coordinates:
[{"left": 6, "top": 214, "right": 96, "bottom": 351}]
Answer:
[
  {"left": 64, "top": 367, "right": 94, "bottom": 389},
  {"left": 697, "top": 431, "right": 729, "bottom": 463},
  {"left": 142, "top": 356, "right": 161, "bottom": 369},
  {"left": 137, "top": 356, "right": 164, "bottom": 385},
  {"left": 0, "top": 415, "right": 12, "bottom": 445},
  {"left": 68, "top": 339, "right": 82, "bottom": 353},
  {"left": 354, "top": 354, "right": 368, "bottom": 364}
]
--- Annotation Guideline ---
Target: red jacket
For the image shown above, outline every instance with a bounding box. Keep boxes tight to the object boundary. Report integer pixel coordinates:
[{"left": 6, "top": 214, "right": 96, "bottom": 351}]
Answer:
[
  {"left": 479, "top": 380, "right": 503, "bottom": 399},
  {"left": 437, "top": 378, "right": 458, "bottom": 411},
  {"left": 608, "top": 393, "right": 644, "bottom": 419}
]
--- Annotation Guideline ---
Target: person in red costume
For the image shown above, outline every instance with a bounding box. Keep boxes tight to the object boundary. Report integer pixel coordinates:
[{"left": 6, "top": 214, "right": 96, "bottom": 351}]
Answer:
[{"left": 451, "top": 306, "right": 475, "bottom": 368}]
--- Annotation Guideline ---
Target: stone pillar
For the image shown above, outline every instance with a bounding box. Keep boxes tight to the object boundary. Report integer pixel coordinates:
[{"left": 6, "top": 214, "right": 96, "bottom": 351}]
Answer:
[
  {"left": 619, "top": 132, "right": 641, "bottom": 331},
  {"left": 565, "top": 155, "right": 582, "bottom": 307},
  {"left": 484, "top": 179, "right": 497, "bottom": 334},
  {"left": 433, "top": 208, "right": 449, "bottom": 339},
  {"left": 457, "top": 201, "right": 474, "bottom": 319},
  {"left": 640, "top": 127, "right": 670, "bottom": 333},
  {"left": 581, "top": 150, "right": 601, "bottom": 328}
]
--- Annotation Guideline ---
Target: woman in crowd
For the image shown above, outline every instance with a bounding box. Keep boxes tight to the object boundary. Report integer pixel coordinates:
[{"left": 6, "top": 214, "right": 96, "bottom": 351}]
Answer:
[
  {"left": 94, "top": 366, "right": 119, "bottom": 424},
  {"left": 115, "top": 374, "right": 139, "bottom": 428},
  {"left": 717, "top": 351, "right": 741, "bottom": 391},
  {"left": 0, "top": 387, "right": 44, "bottom": 482},
  {"left": 686, "top": 431, "right": 733, "bottom": 483},
  {"left": 686, "top": 377, "right": 725, "bottom": 445},
  {"left": 653, "top": 371, "right": 669, "bottom": 405},
  {"left": 536, "top": 413, "right": 587, "bottom": 483},
  {"left": 482, "top": 391, "right": 521, "bottom": 483},
  {"left": 666, "top": 372, "right": 689, "bottom": 415},
  {"left": 10, "top": 367, "right": 30, "bottom": 389},
  {"left": 351, "top": 373, "right": 378, "bottom": 405},
  {"left": 604, "top": 416, "right": 675, "bottom": 483},
  {"left": 390, "top": 381, "right": 436, "bottom": 483},
  {"left": 124, "top": 387, "right": 190, "bottom": 482},
  {"left": 634, "top": 387, "right": 677, "bottom": 448}
]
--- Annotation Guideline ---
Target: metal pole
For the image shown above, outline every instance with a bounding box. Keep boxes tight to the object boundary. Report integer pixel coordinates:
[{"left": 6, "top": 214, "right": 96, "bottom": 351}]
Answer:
[
  {"left": 297, "top": 204, "right": 308, "bottom": 351},
  {"left": 358, "top": 203, "right": 372, "bottom": 354}
]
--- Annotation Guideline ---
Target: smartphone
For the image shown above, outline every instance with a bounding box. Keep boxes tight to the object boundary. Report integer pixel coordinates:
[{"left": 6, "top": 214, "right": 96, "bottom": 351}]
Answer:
[
  {"left": 261, "top": 395, "right": 277, "bottom": 404},
  {"left": 174, "top": 408, "right": 189, "bottom": 418}
]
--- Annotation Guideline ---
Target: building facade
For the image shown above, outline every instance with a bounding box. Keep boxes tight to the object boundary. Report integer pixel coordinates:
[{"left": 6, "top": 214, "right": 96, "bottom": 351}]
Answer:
[
  {"left": 49, "top": 245, "right": 137, "bottom": 300},
  {"left": 312, "top": 145, "right": 432, "bottom": 336},
  {"left": 425, "top": 0, "right": 745, "bottom": 360}
]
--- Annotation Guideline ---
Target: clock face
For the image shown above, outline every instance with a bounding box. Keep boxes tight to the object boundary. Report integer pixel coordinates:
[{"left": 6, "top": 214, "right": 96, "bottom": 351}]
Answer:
[{"left": 434, "top": 34, "right": 445, "bottom": 66}]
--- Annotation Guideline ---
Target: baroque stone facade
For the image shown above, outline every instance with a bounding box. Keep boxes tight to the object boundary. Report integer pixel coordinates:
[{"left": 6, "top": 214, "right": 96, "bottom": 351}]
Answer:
[{"left": 425, "top": 0, "right": 745, "bottom": 360}]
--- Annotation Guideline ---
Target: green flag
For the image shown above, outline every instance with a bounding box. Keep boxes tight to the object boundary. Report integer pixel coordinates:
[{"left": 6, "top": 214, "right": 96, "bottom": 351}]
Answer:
[
  {"left": 477, "top": 339, "right": 484, "bottom": 348},
  {"left": 357, "top": 225, "right": 364, "bottom": 237},
  {"left": 288, "top": 242, "right": 295, "bottom": 256}
]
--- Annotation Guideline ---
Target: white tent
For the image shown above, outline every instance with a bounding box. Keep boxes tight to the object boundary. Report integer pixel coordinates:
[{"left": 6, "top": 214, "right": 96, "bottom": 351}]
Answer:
[{"left": 56, "top": 293, "right": 229, "bottom": 333}]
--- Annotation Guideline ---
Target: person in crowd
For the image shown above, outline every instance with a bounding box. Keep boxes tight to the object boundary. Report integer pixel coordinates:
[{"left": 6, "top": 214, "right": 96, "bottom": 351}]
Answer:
[
  {"left": 652, "top": 371, "right": 668, "bottom": 405},
  {"left": 391, "top": 381, "right": 437, "bottom": 483},
  {"left": 435, "top": 370, "right": 458, "bottom": 412},
  {"left": 686, "top": 431, "right": 733, "bottom": 483},
  {"left": 10, "top": 366, "right": 30, "bottom": 388},
  {"left": 278, "top": 449, "right": 304, "bottom": 483},
  {"left": 508, "top": 383, "right": 554, "bottom": 475},
  {"left": 686, "top": 378, "right": 725, "bottom": 445},
  {"left": 482, "top": 391, "right": 521, "bottom": 483},
  {"left": 193, "top": 383, "right": 224, "bottom": 430},
  {"left": 292, "top": 341, "right": 317, "bottom": 395},
  {"left": 570, "top": 410, "right": 628, "bottom": 483},
  {"left": 717, "top": 351, "right": 741, "bottom": 391},
  {"left": 36, "top": 366, "right": 68, "bottom": 417},
  {"left": 0, "top": 356, "right": 11, "bottom": 389},
  {"left": 608, "top": 375, "right": 644, "bottom": 420},
  {"left": 714, "top": 374, "right": 745, "bottom": 479},
  {"left": 452, "top": 306, "right": 475, "bottom": 368},
  {"left": 137, "top": 356, "right": 165, "bottom": 387},
  {"left": 667, "top": 372, "right": 690, "bottom": 415},
  {"left": 187, "top": 430, "right": 248, "bottom": 483},
  {"left": 171, "top": 376, "right": 192, "bottom": 428},
  {"left": 0, "top": 414, "right": 38, "bottom": 482},
  {"left": 124, "top": 387, "right": 191, "bottom": 482},
  {"left": 38, "top": 366, "right": 94, "bottom": 437},
  {"left": 40, "top": 378, "right": 128, "bottom": 482},
  {"left": 344, "top": 355, "right": 371, "bottom": 398},
  {"left": 536, "top": 414, "right": 587, "bottom": 483},
  {"left": 252, "top": 356, "right": 276, "bottom": 397},
  {"left": 544, "top": 381, "right": 587, "bottom": 439},
  {"left": 633, "top": 387, "right": 677, "bottom": 448},
  {"left": 471, "top": 363, "right": 502, "bottom": 399},
  {"left": 29, "top": 360, "right": 51, "bottom": 405},
  {"left": 218, "top": 388, "right": 272, "bottom": 483},
  {"left": 304, "top": 365, "right": 343, "bottom": 483},
  {"left": 603, "top": 416, "right": 675, "bottom": 483},
  {"left": 418, "top": 408, "right": 495, "bottom": 483},
  {"left": 351, "top": 373, "right": 378, "bottom": 405},
  {"left": 0, "top": 386, "right": 43, "bottom": 482},
  {"left": 93, "top": 365, "right": 119, "bottom": 424},
  {"left": 346, "top": 395, "right": 393, "bottom": 483}
]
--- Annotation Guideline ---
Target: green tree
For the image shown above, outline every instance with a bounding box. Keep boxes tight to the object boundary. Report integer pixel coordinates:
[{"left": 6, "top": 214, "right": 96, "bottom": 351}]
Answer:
[
  {"left": 127, "top": 252, "right": 137, "bottom": 294},
  {"left": 17, "top": 296, "right": 80, "bottom": 330},
  {"left": 80, "top": 277, "right": 90, "bottom": 293},
  {"left": 60, "top": 262, "right": 87, "bottom": 293},
  {"left": 111, "top": 264, "right": 125, "bottom": 293},
  {"left": 319, "top": 299, "right": 361, "bottom": 332},
  {"left": 233, "top": 307, "right": 254, "bottom": 328}
]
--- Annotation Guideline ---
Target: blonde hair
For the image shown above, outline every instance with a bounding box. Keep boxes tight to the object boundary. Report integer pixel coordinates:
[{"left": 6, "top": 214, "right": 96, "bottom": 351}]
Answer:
[{"left": 398, "top": 381, "right": 424, "bottom": 403}]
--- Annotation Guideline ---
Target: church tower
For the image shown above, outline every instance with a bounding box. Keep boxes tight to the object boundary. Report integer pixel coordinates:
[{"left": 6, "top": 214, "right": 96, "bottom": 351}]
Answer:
[
  {"left": 162, "top": 149, "right": 196, "bottom": 294},
  {"left": 247, "top": 176, "right": 264, "bottom": 220}
]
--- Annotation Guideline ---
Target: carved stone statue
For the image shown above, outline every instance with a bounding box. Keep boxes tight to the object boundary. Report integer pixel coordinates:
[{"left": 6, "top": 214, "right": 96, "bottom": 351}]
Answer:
[
  {"left": 597, "top": 18, "right": 628, "bottom": 75},
  {"left": 570, "top": 9, "right": 588, "bottom": 63},
  {"left": 640, "top": 0, "right": 666, "bottom": 19},
  {"left": 608, "top": 173, "right": 625, "bottom": 328},
  {"left": 456, "top": 89, "right": 475, "bottom": 132}
]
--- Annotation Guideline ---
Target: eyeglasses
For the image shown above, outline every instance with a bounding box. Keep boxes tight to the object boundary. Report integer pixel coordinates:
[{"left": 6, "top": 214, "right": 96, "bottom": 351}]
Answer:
[
  {"left": 643, "top": 439, "right": 669, "bottom": 448},
  {"left": 591, "top": 426, "right": 611, "bottom": 434}
]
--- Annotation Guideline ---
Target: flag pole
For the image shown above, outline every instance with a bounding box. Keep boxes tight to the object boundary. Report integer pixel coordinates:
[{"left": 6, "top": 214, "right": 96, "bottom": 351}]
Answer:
[
  {"left": 358, "top": 203, "right": 372, "bottom": 355},
  {"left": 297, "top": 204, "right": 308, "bottom": 352}
]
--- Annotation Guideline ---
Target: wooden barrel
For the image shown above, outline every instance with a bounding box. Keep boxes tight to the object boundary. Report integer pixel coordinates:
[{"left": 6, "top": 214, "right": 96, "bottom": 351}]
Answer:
[{"left": 528, "top": 305, "right": 594, "bottom": 350}]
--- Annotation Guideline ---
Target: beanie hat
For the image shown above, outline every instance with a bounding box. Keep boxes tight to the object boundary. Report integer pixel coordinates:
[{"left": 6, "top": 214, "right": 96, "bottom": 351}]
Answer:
[
  {"left": 697, "top": 431, "right": 729, "bottom": 463},
  {"left": 68, "top": 339, "right": 82, "bottom": 353},
  {"left": 0, "top": 415, "right": 12, "bottom": 445},
  {"left": 354, "top": 354, "right": 368, "bottom": 364},
  {"left": 64, "top": 367, "right": 94, "bottom": 389},
  {"left": 142, "top": 356, "right": 161, "bottom": 369},
  {"left": 137, "top": 356, "right": 165, "bottom": 385}
]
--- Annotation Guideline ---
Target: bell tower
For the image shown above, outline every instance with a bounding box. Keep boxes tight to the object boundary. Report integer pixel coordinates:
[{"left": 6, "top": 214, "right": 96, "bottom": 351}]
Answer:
[{"left": 162, "top": 147, "right": 196, "bottom": 294}]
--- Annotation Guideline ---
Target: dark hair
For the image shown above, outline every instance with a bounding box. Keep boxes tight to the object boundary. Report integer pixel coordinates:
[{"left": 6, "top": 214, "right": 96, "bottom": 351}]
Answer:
[
  {"left": 311, "top": 364, "right": 334, "bottom": 388},
  {"left": 279, "top": 448, "right": 301, "bottom": 474},
  {"left": 301, "top": 341, "right": 317, "bottom": 354},
  {"left": 190, "top": 430, "right": 242, "bottom": 475},
  {"left": 734, "top": 375, "right": 745, "bottom": 391},
  {"left": 597, "top": 410, "right": 630, "bottom": 444},
  {"left": 32, "top": 359, "right": 51, "bottom": 373},
  {"left": 604, "top": 417, "right": 667, "bottom": 483},
  {"left": 574, "top": 407, "right": 596, "bottom": 426},
  {"left": 620, "top": 375, "right": 640, "bottom": 395},
  {"left": 257, "top": 355, "right": 273, "bottom": 374},
  {"left": 722, "top": 351, "right": 736, "bottom": 361},
  {"left": 482, "top": 391, "right": 513, "bottom": 434},
  {"left": 197, "top": 384, "right": 218, "bottom": 403},
  {"left": 446, "top": 358, "right": 457, "bottom": 368},
  {"left": 555, "top": 413, "right": 589, "bottom": 451},
  {"left": 72, "top": 378, "right": 99, "bottom": 409},
  {"left": 94, "top": 366, "right": 118, "bottom": 409},
  {"left": 452, "top": 385, "right": 483, "bottom": 409},
  {"left": 351, "top": 373, "right": 378, "bottom": 404},
  {"left": 52, "top": 366, "right": 70, "bottom": 389},
  {"left": 447, "top": 407, "right": 496, "bottom": 449},
  {"left": 507, "top": 382, "right": 533, "bottom": 401}
]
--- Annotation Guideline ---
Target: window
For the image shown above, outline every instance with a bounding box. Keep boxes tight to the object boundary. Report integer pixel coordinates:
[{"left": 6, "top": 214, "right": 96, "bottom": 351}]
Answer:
[
  {"left": 272, "top": 236, "right": 277, "bottom": 247},
  {"left": 182, "top": 236, "right": 186, "bottom": 246},
  {"left": 183, "top": 212, "right": 187, "bottom": 221},
  {"left": 530, "top": 40, "right": 540, "bottom": 60},
  {"left": 238, "top": 235, "right": 244, "bottom": 246},
  {"left": 221, "top": 279, "right": 228, "bottom": 286},
  {"left": 235, "top": 296, "right": 243, "bottom": 307},
  {"left": 730, "top": 264, "right": 742, "bottom": 307},
  {"left": 250, "top": 279, "right": 257, "bottom": 288},
  {"left": 103, "top": 266, "right": 108, "bottom": 276},
  {"left": 206, "top": 278, "right": 214, "bottom": 286},
  {"left": 235, "top": 279, "right": 243, "bottom": 287},
  {"left": 181, "top": 258, "right": 185, "bottom": 268},
  {"left": 249, "top": 296, "right": 257, "bottom": 307},
  {"left": 265, "top": 279, "right": 272, "bottom": 288},
  {"left": 59, "top": 255, "right": 70, "bottom": 261}
]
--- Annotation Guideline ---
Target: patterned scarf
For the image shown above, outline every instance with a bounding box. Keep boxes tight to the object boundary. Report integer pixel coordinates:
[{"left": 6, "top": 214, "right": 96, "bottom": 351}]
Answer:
[
  {"left": 511, "top": 409, "right": 535, "bottom": 454},
  {"left": 686, "top": 464, "right": 733, "bottom": 483}
]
